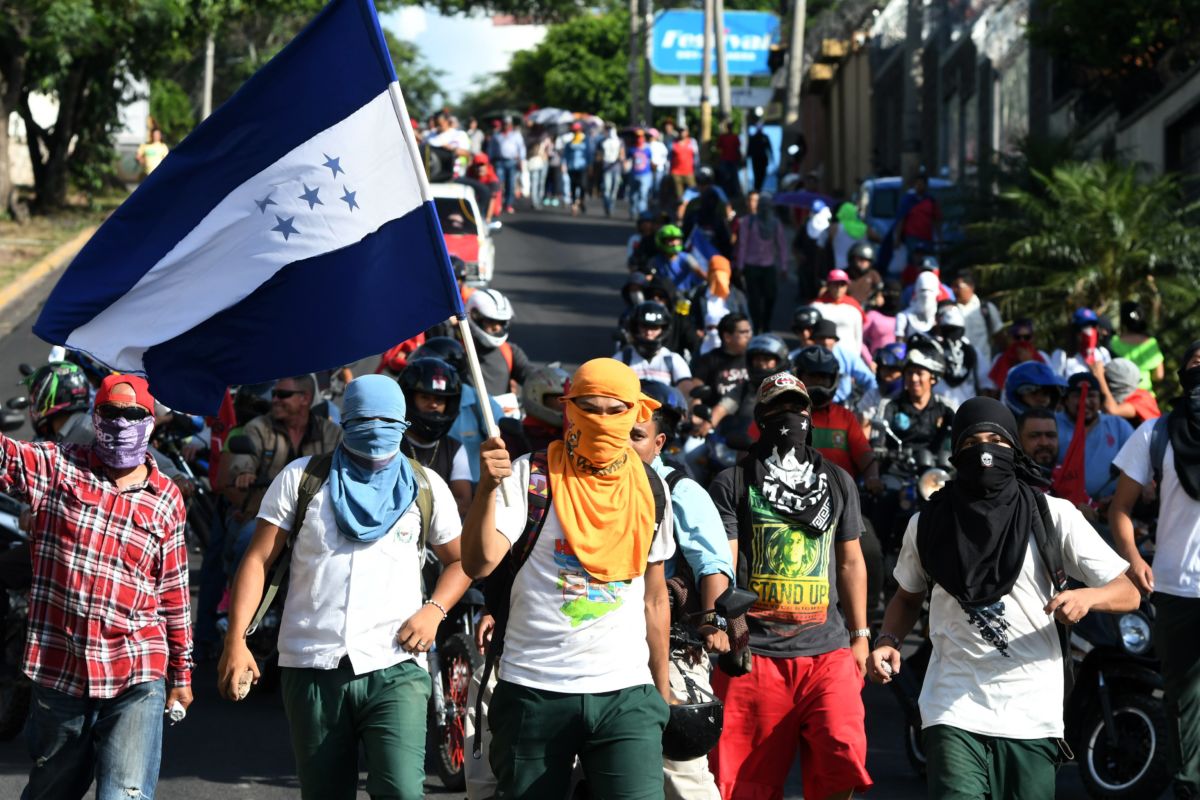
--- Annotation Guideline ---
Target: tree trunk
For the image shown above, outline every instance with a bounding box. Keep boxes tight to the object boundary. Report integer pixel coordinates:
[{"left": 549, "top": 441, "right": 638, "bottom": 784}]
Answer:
[
  {"left": 0, "top": 41, "right": 28, "bottom": 220},
  {"left": 23, "top": 63, "right": 87, "bottom": 209},
  {"left": 0, "top": 97, "right": 11, "bottom": 217}
]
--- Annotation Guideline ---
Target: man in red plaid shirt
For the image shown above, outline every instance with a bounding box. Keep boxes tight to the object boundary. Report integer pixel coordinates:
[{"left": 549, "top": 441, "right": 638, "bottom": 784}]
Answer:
[{"left": 1, "top": 374, "right": 192, "bottom": 800}]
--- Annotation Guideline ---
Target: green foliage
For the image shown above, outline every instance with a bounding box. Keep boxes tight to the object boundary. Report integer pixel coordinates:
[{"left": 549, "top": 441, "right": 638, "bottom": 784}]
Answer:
[
  {"left": 463, "top": 10, "right": 631, "bottom": 122},
  {"left": 1028, "top": 0, "right": 1200, "bottom": 110},
  {"left": 149, "top": 79, "right": 196, "bottom": 144},
  {"left": 971, "top": 161, "right": 1200, "bottom": 382}
]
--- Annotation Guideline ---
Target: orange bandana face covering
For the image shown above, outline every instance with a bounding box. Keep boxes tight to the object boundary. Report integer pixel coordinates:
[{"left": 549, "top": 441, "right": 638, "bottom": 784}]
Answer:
[
  {"left": 548, "top": 359, "right": 660, "bottom": 582},
  {"left": 708, "top": 255, "right": 731, "bottom": 299}
]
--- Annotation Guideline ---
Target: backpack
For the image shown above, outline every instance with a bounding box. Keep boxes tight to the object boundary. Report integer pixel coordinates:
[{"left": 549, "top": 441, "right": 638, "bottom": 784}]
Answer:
[
  {"left": 246, "top": 453, "right": 434, "bottom": 636},
  {"left": 472, "top": 451, "right": 668, "bottom": 758}
]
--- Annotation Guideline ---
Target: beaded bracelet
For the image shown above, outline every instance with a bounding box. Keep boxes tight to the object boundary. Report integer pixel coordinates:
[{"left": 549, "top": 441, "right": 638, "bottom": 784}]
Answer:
[{"left": 424, "top": 599, "right": 448, "bottom": 620}]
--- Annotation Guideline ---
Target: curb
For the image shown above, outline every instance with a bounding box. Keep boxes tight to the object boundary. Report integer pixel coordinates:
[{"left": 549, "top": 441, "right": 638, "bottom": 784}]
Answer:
[{"left": 0, "top": 224, "right": 96, "bottom": 319}]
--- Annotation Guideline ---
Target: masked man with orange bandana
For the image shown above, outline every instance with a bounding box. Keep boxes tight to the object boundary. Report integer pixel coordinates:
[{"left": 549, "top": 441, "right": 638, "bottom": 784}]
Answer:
[{"left": 462, "top": 358, "right": 675, "bottom": 800}]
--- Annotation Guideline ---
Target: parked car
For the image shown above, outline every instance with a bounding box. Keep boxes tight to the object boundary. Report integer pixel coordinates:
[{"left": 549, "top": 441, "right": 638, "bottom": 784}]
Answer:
[
  {"left": 856, "top": 176, "right": 965, "bottom": 275},
  {"left": 431, "top": 182, "right": 497, "bottom": 287}
]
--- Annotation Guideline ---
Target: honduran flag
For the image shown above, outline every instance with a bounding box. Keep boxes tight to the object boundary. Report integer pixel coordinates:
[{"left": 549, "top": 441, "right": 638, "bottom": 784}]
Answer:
[{"left": 34, "top": 0, "right": 462, "bottom": 414}]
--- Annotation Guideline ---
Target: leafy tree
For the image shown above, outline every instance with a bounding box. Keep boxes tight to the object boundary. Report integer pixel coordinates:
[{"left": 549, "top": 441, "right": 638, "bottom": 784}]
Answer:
[
  {"left": 149, "top": 78, "right": 196, "bottom": 146},
  {"left": 972, "top": 161, "right": 1200, "bottom": 380},
  {"left": 463, "top": 10, "right": 631, "bottom": 122}
]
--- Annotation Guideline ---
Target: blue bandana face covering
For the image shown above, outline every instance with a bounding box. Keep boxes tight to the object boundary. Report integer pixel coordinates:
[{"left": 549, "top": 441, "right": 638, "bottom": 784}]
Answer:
[{"left": 328, "top": 376, "right": 417, "bottom": 543}]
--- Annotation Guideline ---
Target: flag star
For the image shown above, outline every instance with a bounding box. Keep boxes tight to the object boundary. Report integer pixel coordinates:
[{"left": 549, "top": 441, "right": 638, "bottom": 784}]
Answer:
[
  {"left": 780, "top": 427, "right": 790, "bottom": 436},
  {"left": 340, "top": 186, "right": 359, "bottom": 211},
  {"left": 255, "top": 193, "right": 277, "bottom": 214},
  {"left": 322, "top": 153, "right": 344, "bottom": 178},
  {"left": 271, "top": 215, "right": 299, "bottom": 241},
  {"left": 299, "top": 183, "right": 323, "bottom": 210}
]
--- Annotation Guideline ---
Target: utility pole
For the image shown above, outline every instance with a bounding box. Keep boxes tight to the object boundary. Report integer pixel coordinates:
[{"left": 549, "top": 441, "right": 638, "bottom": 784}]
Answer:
[
  {"left": 782, "top": 0, "right": 806, "bottom": 151},
  {"left": 202, "top": 31, "right": 216, "bottom": 120},
  {"left": 700, "top": 0, "right": 714, "bottom": 150},
  {"left": 643, "top": 0, "right": 654, "bottom": 128},
  {"left": 714, "top": 0, "right": 732, "bottom": 122},
  {"left": 629, "top": 0, "right": 642, "bottom": 125}
]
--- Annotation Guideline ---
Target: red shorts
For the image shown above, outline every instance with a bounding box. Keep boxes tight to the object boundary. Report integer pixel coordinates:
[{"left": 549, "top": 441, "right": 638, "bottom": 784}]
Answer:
[{"left": 710, "top": 648, "right": 872, "bottom": 800}]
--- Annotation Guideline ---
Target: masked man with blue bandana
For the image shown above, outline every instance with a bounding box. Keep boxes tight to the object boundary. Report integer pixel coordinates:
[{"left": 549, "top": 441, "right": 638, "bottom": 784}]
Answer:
[{"left": 219, "top": 375, "right": 472, "bottom": 800}]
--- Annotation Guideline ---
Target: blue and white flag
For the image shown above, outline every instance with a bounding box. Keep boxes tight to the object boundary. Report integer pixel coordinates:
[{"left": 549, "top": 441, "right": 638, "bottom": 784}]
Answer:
[{"left": 34, "top": 0, "right": 462, "bottom": 413}]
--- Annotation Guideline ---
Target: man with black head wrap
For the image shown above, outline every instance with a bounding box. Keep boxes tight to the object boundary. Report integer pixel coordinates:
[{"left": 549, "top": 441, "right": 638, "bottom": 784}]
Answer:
[
  {"left": 869, "top": 397, "right": 1139, "bottom": 800},
  {"left": 1110, "top": 341, "right": 1200, "bottom": 799}
]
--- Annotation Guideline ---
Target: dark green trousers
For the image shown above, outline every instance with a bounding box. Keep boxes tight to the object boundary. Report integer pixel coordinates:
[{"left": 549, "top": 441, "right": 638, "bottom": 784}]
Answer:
[
  {"left": 280, "top": 659, "right": 431, "bottom": 800},
  {"left": 488, "top": 680, "right": 670, "bottom": 800},
  {"left": 1154, "top": 592, "right": 1200, "bottom": 795},
  {"left": 924, "top": 725, "right": 1059, "bottom": 800}
]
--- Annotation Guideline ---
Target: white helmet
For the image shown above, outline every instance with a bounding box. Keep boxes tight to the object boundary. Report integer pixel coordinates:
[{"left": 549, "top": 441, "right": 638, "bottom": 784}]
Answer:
[{"left": 466, "top": 289, "right": 514, "bottom": 349}]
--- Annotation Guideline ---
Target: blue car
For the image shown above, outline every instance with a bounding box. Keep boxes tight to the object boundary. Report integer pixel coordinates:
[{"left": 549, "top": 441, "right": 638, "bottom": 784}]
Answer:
[{"left": 856, "top": 176, "right": 964, "bottom": 276}]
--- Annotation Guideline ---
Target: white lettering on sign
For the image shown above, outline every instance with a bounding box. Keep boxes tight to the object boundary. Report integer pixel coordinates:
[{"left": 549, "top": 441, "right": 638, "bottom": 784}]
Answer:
[{"left": 660, "top": 29, "right": 773, "bottom": 53}]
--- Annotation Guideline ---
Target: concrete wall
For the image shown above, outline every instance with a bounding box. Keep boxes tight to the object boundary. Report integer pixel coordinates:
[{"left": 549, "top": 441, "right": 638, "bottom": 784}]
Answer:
[{"left": 1116, "top": 64, "right": 1200, "bottom": 174}]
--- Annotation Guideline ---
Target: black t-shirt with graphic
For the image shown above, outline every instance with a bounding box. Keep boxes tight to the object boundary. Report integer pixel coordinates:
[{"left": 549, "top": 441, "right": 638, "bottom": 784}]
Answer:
[
  {"left": 709, "top": 462, "right": 863, "bottom": 657},
  {"left": 693, "top": 348, "right": 748, "bottom": 399}
]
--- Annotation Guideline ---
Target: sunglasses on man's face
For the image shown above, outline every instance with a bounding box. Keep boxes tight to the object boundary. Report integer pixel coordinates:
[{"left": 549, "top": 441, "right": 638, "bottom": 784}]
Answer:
[
  {"left": 96, "top": 405, "right": 151, "bottom": 422},
  {"left": 272, "top": 389, "right": 303, "bottom": 400},
  {"left": 1012, "top": 333, "right": 1033, "bottom": 342}
]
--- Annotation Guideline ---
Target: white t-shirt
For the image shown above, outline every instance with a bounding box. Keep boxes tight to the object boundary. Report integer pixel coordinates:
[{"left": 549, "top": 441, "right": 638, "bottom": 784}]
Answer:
[
  {"left": 616, "top": 347, "right": 692, "bottom": 386},
  {"left": 649, "top": 140, "right": 669, "bottom": 170},
  {"left": 1113, "top": 419, "right": 1200, "bottom": 597},
  {"left": 258, "top": 457, "right": 462, "bottom": 674},
  {"left": 1048, "top": 347, "right": 1111, "bottom": 379},
  {"left": 815, "top": 301, "right": 864, "bottom": 360},
  {"left": 493, "top": 454, "right": 676, "bottom": 694},
  {"left": 894, "top": 496, "right": 1128, "bottom": 738}
]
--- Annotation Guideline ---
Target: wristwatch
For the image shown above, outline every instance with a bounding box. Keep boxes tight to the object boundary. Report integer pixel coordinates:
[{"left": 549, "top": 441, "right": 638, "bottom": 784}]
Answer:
[
  {"left": 699, "top": 611, "right": 728, "bottom": 632},
  {"left": 848, "top": 628, "right": 872, "bottom": 641}
]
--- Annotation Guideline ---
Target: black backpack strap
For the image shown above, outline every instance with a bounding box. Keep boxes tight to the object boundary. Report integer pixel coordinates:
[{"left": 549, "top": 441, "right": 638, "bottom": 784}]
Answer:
[
  {"left": 1032, "top": 492, "right": 1074, "bottom": 696},
  {"left": 618, "top": 346, "right": 634, "bottom": 365},
  {"left": 664, "top": 467, "right": 688, "bottom": 495},
  {"left": 642, "top": 460, "right": 668, "bottom": 529},
  {"left": 246, "top": 452, "right": 334, "bottom": 636},
  {"left": 1150, "top": 415, "right": 1169, "bottom": 487}
]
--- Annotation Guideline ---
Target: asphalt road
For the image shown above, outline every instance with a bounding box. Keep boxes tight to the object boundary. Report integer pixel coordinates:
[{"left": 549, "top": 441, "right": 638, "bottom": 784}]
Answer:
[{"left": 0, "top": 202, "right": 1095, "bottom": 798}]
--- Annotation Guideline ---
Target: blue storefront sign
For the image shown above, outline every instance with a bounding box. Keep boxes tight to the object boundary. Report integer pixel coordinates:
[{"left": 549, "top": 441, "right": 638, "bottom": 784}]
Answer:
[{"left": 650, "top": 10, "right": 780, "bottom": 77}]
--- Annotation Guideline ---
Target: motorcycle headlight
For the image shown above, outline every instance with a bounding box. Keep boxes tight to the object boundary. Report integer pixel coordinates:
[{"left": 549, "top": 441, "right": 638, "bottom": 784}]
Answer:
[
  {"left": 1118, "top": 613, "right": 1151, "bottom": 655},
  {"left": 917, "top": 468, "right": 950, "bottom": 501}
]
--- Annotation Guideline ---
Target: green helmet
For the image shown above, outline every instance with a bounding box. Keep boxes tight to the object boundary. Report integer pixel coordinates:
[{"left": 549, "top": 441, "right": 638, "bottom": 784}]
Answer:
[{"left": 655, "top": 224, "right": 684, "bottom": 255}]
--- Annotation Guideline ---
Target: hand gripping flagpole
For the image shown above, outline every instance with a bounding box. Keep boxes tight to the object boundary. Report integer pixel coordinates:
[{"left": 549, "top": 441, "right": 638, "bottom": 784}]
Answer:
[{"left": 386, "top": 80, "right": 510, "bottom": 505}]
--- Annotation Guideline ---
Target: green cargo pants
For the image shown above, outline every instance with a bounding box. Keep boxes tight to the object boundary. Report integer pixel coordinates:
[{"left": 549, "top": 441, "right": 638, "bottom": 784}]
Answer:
[
  {"left": 924, "top": 724, "right": 1059, "bottom": 800},
  {"left": 280, "top": 659, "right": 431, "bottom": 800},
  {"left": 488, "top": 680, "right": 670, "bottom": 800},
  {"left": 1154, "top": 592, "right": 1200, "bottom": 796}
]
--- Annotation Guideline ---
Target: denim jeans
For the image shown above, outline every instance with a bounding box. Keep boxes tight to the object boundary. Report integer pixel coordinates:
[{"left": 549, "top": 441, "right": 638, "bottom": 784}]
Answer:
[
  {"left": 528, "top": 166, "right": 547, "bottom": 207},
  {"left": 495, "top": 158, "right": 517, "bottom": 208},
  {"left": 23, "top": 679, "right": 166, "bottom": 800},
  {"left": 629, "top": 172, "right": 653, "bottom": 218},
  {"left": 602, "top": 166, "right": 622, "bottom": 214}
]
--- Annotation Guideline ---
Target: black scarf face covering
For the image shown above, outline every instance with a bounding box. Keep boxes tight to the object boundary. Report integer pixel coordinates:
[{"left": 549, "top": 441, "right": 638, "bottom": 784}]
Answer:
[
  {"left": 750, "top": 412, "right": 834, "bottom": 533},
  {"left": 917, "top": 443, "right": 1042, "bottom": 606},
  {"left": 1168, "top": 364, "right": 1200, "bottom": 501}
]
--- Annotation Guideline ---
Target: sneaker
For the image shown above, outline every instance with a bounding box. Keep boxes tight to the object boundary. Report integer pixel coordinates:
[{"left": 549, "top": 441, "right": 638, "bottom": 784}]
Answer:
[{"left": 505, "top": 205, "right": 515, "bottom": 214}]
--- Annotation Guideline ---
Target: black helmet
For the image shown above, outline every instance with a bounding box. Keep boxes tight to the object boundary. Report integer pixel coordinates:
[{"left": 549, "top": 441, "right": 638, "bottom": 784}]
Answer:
[
  {"left": 696, "top": 166, "right": 715, "bottom": 186},
  {"left": 398, "top": 357, "right": 463, "bottom": 441},
  {"left": 233, "top": 382, "right": 274, "bottom": 426},
  {"left": 847, "top": 240, "right": 877, "bottom": 266},
  {"left": 746, "top": 334, "right": 789, "bottom": 385},
  {"left": 628, "top": 301, "right": 672, "bottom": 359},
  {"left": 662, "top": 692, "right": 724, "bottom": 761},
  {"left": 792, "top": 304, "right": 822, "bottom": 333},
  {"left": 411, "top": 337, "right": 467, "bottom": 379},
  {"left": 26, "top": 361, "right": 90, "bottom": 437},
  {"left": 903, "top": 333, "right": 946, "bottom": 377},
  {"left": 791, "top": 346, "right": 840, "bottom": 408},
  {"left": 449, "top": 255, "right": 467, "bottom": 282},
  {"left": 639, "top": 379, "right": 687, "bottom": 443}
]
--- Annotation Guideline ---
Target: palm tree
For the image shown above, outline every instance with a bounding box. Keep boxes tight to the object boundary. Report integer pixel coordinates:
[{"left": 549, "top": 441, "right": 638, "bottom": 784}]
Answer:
[{"left": 972, "top": 161, "right": 1200, "bottom": 364}]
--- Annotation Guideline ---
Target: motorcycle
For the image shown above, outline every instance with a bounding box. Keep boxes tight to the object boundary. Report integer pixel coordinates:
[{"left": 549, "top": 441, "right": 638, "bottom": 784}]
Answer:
[
  {"left": 421, "top": 552, "right": 486, "bottom": 791},
  {"left": 1065, "top": 597, "right": 1169, "bottom": 800},
  {"left": 0, "top": 395, "right": 37, "bottom": 740},
  {"left": 153, "top": 412, "right": 219, "bottom": 554}
]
